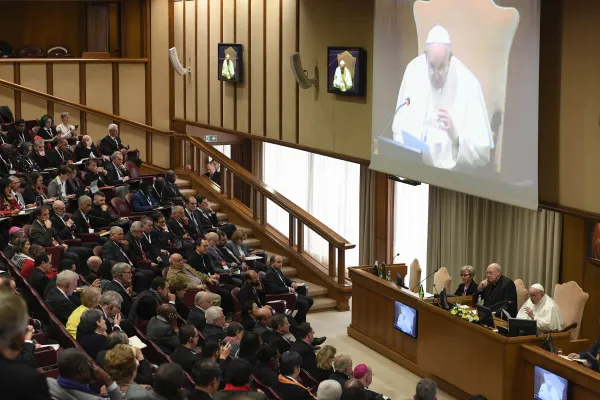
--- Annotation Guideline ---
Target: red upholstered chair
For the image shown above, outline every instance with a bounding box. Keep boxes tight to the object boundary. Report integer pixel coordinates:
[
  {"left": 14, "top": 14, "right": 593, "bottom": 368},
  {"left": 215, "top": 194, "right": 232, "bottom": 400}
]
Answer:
[
  {"left": 22, "top": 224, "right": 64, "bottom": 270},
  {"left": 231, "top": 287, "right": 242, "bottom": 322},
  {"left": 299, "top": 369, "right": 318, "bottom": 393},
  {"left": 251, "top": 375, "right": 283, "bottom": 400},
  {"left": 37, "top": 365, "right": 59, "bottom": 378},
  {"left": 183, "top": 289, "right": 200, "bottom": 309},
  {"left": 124, "top": 161, "right": 157, "bottom": 184},
  {"left": 161, "top": 267, "right": 170, "bottom": 278},
  {"left": 111, "top": 197, "right": 132, "bottom": 218},
  {"left": 34, "top": 348, "right": 58, "bottom": 367},
  {"left": 92, "top": 245, "right": 103, "bottom": 258}
]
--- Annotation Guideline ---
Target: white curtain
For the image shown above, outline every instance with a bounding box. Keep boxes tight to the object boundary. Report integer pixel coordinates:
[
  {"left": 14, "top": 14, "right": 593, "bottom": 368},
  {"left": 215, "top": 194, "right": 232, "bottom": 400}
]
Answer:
[
  {"left": 427, "top": 186, "right": 562, "bottom": 293},
  {"left": 263, "top": 143, "right": 360, "bottom": 267},
  {"left": 393, "top": 182, "right": 429, "bottom": 285}
]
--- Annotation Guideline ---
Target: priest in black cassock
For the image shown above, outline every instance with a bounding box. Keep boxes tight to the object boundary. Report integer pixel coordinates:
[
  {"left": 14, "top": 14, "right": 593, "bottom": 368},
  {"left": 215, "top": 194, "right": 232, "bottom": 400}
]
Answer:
[{"left": 477, "top": 263, "right": 517, "bottom": 319}]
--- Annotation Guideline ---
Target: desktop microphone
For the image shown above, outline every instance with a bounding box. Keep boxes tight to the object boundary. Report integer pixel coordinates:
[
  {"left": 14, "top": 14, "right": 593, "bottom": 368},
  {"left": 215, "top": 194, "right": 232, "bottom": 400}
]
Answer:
[
  {"left": 487, "top": 300, "right": 513, "bottom": 310},
  {"left": 411, "top": 267, "right": 438, "bottom": 293},
  {"left": 390, "top": 252, "right": 400, "bottom": 265},
  {"left": 377, "top": 98, "right": 411, "bottom": 138}
]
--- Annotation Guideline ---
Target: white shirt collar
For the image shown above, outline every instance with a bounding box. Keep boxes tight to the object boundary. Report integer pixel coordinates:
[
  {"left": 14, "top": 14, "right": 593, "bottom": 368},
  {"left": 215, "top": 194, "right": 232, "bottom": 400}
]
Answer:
[{"left": 57, "top": 287, "right": 69, "bottom": 299}]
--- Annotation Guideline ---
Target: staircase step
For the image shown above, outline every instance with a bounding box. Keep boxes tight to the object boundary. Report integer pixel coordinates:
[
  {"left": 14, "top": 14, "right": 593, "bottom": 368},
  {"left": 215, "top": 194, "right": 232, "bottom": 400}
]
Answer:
[
  {"left": 294, "top": 279, "right": 328, "bottom": 297},
  {"left": 243, "top": 238, "right": 261, "bottom": 248},
  {"left": 309, "top": 297, "right": 337, "bottom": 313},
  {"left": 216, "top": 212, "right": 228, "bottom": 222},
  {"left": 281, "top": 266, "right": 297, "bottom": 278},
  {"left": 180, "top": 188, "right": 197, "bottom": 197},
  {"left": 175, "top": 178, "right": 192, "bottom": 189},
  {"left": 208, "top": 201, "right": 221, "bottom": 211}
]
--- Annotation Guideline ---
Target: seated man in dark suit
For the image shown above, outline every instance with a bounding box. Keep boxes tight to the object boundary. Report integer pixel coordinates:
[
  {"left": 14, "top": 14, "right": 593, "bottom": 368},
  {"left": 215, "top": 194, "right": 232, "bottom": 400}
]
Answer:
[
  {"left": 261, "top": 313, "right": 293, "bottom": 355},
  {"left": 477, "top": 263, "right": 518, "bottom": 318},
  {"left": 50, "top": 200, "right": 78, "bottom": 240},
  {"left": 239, "top": 270, "right": 269, "bottom": 308},
  {"left": 188, "top": 237, "right": 242, "bottom": 291},
  {"left": 203, "top": 306, "right": 227, "bottom": 340},
  {"left": 28, "top": 254, "right": 52, "bottom": 295},
  {"left": 197, "top": 196, "right": 236, "bottom": 238},
  {"left": 0, "top": 292, "right": 51, "bottom": 400},
  {"left": 129, "top": 276, "right": 175, "bottom": 321},
  {"left": 104, "top": 151, "right": 131, "bottom": 187},
  {"left": 75, "top": 135, "right": 108, "bottom": 161},
  {"left": 102, "top": 226, "right": 154, "bottom": 293},
  {"left": 89, "top": 191, "right": 129, "bottom": 228},
  {"left": 151, "top": 177, "right": 168, "bottom": 202},
  {"left": 31, "top": 139, "right": 50, "bottom": 170},
  {"left": 45, "top": 270, "right": 80, "bottom": 324},
  {"left": 183, "top": 196, "right": 205, "bottom": 236},
  {"left": 328, "top": 355, "right": 353, "bottom": 388},
  {"left": 100, "top": 124, "right": 128, "bottom": 156},
  {"left": 7, "top": 119, "right": 32, "bottom": 145},
  {"left": 167, "top": 205, "right": 193, "bottom": 242},
  {"left": 187, "top": 291, "right": 211, "bottom": 332},
  {"left": 254, "top": 344, "right": 281, "bottom": 388},
  {"left": 102, "top": 262, "right": 135, "bottom": 317},
  {"left": 125, "top": 221, "right": 161, "bottom": 272},
  {"left": 131, "top": 181, "right": 159, "bottom": 212},
  {"left": 289, "top": 322, "right": 319, "bottom": 377},
  {"left": 253, "top": 307, "right": 273, "bottom": 337},
  {"left": 275, "top": 351, "right": 316, "bottom": 400},
  {"left": 83, "top": 159, "right": 108, "bottom": 186},
  {"left": 568, "top": 337, "right": 600, "bottom": 372},
  {"left": 263, "top": 255, "right": 313, "bottom": 324},
  {"left": 171, "top": 324, "right": 202, "bottom": 374},
  {"left": 205, "top": 232, "right": 244, "bottom": 285},
  {"left": 164, "top": 170, "right": 184, "bottom": 201},
  {"left": 46, "top": 139, "right": 74, "bottom": 168},
  {"left": 189, "top": 359, "right": 221, "bottom": 400},
  {"left": 29, "top": 206, "right": 88, "bottom": 272},
  {"left": 203, "top": 161, "right": 221, "bottom": 185},
  {"left": 146, "top": 303, "right": 180, "bottom": 355}
]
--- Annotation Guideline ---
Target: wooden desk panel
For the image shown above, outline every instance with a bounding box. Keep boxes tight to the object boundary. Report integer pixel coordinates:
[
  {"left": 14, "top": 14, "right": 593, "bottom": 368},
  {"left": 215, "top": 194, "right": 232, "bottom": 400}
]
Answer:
[{"left": 348, "top": 267, "right": 572, "bottom": 400}]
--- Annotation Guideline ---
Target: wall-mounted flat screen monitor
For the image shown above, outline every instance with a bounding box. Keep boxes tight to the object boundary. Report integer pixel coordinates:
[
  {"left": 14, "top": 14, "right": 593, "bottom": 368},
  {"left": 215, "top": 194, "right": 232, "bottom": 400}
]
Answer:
[
  {"left": 218, "top": 43, "right": 244, "bottom": 83},
  {"left": 327, "top": 47, "right": 366, "bottom": 96},
  {"left": 393, "top": 300, "right": 417, "bottom": 338},
  {"left": 534, "top": 366, "right": 569, "bottom": 400}
]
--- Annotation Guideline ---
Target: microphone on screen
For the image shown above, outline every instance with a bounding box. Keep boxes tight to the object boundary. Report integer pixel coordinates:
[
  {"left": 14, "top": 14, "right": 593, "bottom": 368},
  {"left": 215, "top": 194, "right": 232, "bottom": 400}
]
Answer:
[{"left": 378, "top": 98, "right": 411, "bottom": 138}]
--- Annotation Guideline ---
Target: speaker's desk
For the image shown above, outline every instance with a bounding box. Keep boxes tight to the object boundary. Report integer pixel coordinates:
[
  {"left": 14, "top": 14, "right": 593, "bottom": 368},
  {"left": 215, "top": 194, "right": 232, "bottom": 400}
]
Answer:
[{"left": 347, "top": 266, "right": 571, "bottom": 400}]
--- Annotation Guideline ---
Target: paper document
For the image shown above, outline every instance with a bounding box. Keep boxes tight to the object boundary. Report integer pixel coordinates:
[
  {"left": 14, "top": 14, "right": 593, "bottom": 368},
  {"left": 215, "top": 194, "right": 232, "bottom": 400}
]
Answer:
[
  {"left": 244, "top": 256, "right": 262, "bottom": 261},
  {"left": 38, "top": 344, "right": 60, "bottom": 351},
  {"left": 559, "top": 355, "right": 586, "bottom": 364},
  {"left": 129, "top": 336, "right": 147, "bottom": 349},
  {"left": 502, "top": 309, "right": 512, "bottom": 320},
  {"left": 402, "top": 130, "right": 429, "bottom": 153}
]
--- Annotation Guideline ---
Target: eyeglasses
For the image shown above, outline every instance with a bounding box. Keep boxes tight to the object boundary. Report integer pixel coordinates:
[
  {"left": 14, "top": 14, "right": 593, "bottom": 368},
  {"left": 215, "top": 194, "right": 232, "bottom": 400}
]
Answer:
[{"left": 460, "top": 274, "right": 471, "bottom": 277}]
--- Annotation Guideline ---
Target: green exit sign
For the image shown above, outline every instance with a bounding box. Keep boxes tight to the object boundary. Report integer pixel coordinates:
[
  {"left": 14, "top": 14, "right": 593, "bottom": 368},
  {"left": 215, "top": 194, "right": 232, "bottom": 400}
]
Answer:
[{"left": 204, "top": 135, "right": 217, "bottom": 142}]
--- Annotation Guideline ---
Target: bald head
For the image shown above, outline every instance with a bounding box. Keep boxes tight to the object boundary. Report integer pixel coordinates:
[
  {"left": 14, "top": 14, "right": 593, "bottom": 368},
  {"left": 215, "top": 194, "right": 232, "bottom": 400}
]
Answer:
[
  {"left": 52, "top": 200, "right": 66, "bottom": 215},
  {"left": 157, "top": 303, "right": 175, "bottom": 319},
  {"left": 169, "top": 253, "right": 184, "bottom": 269},
  {"left": 206, "top": 232, "right": 219, "bottom": 246},
  {"left": 486, "top": 263, "right": 502, "bottom": 283},
  {"left": 255, "top": 307, "right": 272, "bottom": 327},
  {"left": 87, "top": 256, "right": 102, "bottom": 272}
]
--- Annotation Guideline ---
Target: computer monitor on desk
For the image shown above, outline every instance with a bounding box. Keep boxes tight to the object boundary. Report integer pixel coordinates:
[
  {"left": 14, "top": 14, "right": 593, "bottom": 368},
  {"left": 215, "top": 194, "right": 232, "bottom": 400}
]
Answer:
[
  {"left": 477, "top": 305, "right": 495, "bottom": 329},
  {"left": 508, "top": 318, "right": 537, "bottom": 337}
]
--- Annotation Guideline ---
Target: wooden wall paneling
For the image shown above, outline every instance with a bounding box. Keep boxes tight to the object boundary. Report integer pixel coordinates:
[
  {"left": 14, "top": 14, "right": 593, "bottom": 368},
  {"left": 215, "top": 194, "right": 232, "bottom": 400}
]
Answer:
[
  {"left": 122, "top": 0, "right": 143, "bottom": 58},
  {"left": 150, "top": 0, "right": 171, "bottom": 131},
  {"left": 112, "top": 63, "right": 120, "bottom": 117},
  {"left": 20, "top": 64, "right": 47, "bottom": 119},
  {"left": 185, "top": 0, "right": 196, "bottom": 122},
  {"left": 13, "top": 64, "right": 20, "bottom": 119},
  {"left": 85, "top": 63, "right": 113, "bottom": 137},
  {"left": 280, "top": 0, "right": 297, "bottom": 143},
  {"left": 46, "top": 63, "right": 54, "bottom": 117},
  {"left": 174, "top": 0, "right": 185, "bottom": 120},
  {"left": 119, "top": 63, "right": 147, "bottom": 161},
  {"left": 196, "top": 0, "right": 209, "bottom": 124},
  {"left": 264, "top": 0, "right": 281, "bottom": 139},
  {"left": 0, "top": 64, "right": 15, "bottom": 116},
  {"left": 374, "top": 172, "right": 393, "bottom": 263},
  {"left": 209, "top": 0, "right": 222, "bottom": 127},
  {"left": 79, "top": 63, "right": 86, "bottom": 134},
  {"left": 222, "top": 0, "right": 236, "bottom": 131},
  {"left": 52, "top": 63, "right": 81, "bottom": 128},
  {"left": 249, "top": 0, "right": 264, "bottom": 135},
  {"left": 144, "top": 0, "right": 152, "bottom": 163},
  {"left": 235, "top": 0, "right": 249, "bottom": 133}
]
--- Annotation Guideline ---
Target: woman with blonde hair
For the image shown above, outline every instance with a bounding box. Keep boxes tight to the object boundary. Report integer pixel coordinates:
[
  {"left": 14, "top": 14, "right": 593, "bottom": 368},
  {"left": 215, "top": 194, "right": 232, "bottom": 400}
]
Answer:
[
  {"left": 102, "top": 344, "right": 151, "bottom": 395},
  {"left": 226, "top": 229, "right": 267, "bottom": 271},
  {"left": 66, "top": 286, "right": 101, "bottom": 338},
  {"left": 454, "top": 265, "right": 478, "bottom": 296},
  {"left": 315, "top": 345, "right": 337, "bottom": 382},
  {"left": 56, "top": 112, "right": 77, "bottom": 139}
]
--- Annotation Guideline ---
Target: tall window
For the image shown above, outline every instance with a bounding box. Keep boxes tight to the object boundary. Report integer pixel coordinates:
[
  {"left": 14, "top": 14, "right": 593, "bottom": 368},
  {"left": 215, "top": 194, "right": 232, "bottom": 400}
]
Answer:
[
  {"left": 263, "top": 143, "right": 360, "bottom": 267},
  {"left": 393, "top": 182, "right": 429, "bottom": 285},
  {"left": 211, "top": 144, "right": 231, "bottom": 158}
]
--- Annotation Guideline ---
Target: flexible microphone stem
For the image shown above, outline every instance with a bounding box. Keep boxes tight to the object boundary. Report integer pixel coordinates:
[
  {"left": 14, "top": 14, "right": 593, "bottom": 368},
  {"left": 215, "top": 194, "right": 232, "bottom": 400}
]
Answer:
[
  {"left": 411, "top": 267, "right": 438, "bottom": 293},
  {"left": 378, "top": 98, "right": 410, "bottom": 138}
]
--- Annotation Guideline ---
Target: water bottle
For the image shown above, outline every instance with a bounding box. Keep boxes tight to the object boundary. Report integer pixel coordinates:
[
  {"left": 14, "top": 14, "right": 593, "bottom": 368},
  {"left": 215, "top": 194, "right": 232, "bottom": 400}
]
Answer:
[
  {"left": 387, "top": 270, "right": 391, "bottom": 282},
  {"left": 381, "top": 262, "right": 386, "bottom": 280},
  {"left": 419, "top": 284, "right": 425, "bottom": 299}
]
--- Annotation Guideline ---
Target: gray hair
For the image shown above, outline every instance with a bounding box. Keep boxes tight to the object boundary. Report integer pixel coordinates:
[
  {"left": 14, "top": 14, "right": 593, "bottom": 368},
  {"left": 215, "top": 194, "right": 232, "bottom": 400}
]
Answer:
[
  {"left": 194, "top": 291, "right": 211, "bottom": 307},
  {"left": 111, "top": 151, "right": 122, "bottom": 161},
  {"left": 78, "top": 195, "right": 91, "bottom": 207},
  {"left": 100, "top": 290, "right": 123, "bottom": 307},
  {"left": 56, "top": 270, "right": 78, "bottom": 287},
  {"left": 415, "top": 378, "right": 437, "bottom": 400},
  {"left": 205, "top": 306, "right": 224, "bottom": 324},
  {"left": 140, "top": 216, "right": 151, "bottom": 226},
  {"left": 316, "top": 380, "right": 342, "bottom": 400},
  {"left": 0, "top": 293, "right": 29, "bottom": 347},
  {"left": 111, "top": 262, "right": 131, "bottom": 278},
  {"left": 460, "top": 265, "right": 475, "bottom": 277},
  {"left": 108, "top": 123, "right": 118, "bottom": 132},
  {"left": 109, "top": 226, "right": 123, "bottom": 236},
  {"left": 34, "top": 139, "right": 44, "bottom": 147},
  {"left": 332, "top": 355, "right": 352, "bottom": 374},
  {"left": 130, "top": 221, "right": 143, "bottom": 233},
  {"left": 8, "top": 175, "right": 17, "bottom": 182},
  {"left": 79, "top": 308, "right": 104, "bottom": 333},
  {"left": 106, "top": 330, "right": 129, "bottom": 349},
  {"left": 489, "top": 263, "right": 502, "bottom": 273}
]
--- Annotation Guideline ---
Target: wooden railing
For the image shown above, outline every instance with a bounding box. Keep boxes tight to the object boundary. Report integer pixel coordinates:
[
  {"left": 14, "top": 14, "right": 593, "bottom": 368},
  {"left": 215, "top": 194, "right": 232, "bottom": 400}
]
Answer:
[
  {"left": 170, "top": 134, "right": 355, "bottom": 284},
  {"left": 0, "top": 79, "right": 355, "bottom": 285}
]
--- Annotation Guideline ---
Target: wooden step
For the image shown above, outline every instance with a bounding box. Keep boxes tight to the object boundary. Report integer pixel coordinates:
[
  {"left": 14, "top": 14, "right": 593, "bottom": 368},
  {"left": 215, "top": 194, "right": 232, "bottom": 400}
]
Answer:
[
  {"left": 216, "top": 212, "right": 228, "bottom": 222},
  {"left": 281, "top": 266, "right": 297, "bottom": 278},
  {"left": 180, "top": 188, "right": 197, "bottom": 197},
  {"left": 175, "top": 178, "right": 192, "bottom": 189},
  {"left": 294, "top": 279, "right": 328, "bottom": 297},
  {"left": 243, "top": 237, "right": 261, "bottom": 248},
  {"left": 309, "top": 297, "right": 337, "bottom": 313}
]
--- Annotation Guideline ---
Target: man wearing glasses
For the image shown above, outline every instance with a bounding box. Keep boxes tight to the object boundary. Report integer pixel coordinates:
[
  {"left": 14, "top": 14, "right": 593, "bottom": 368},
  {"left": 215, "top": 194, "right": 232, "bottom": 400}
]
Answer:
[
  {"left": 477, "top": 263, "right": 517, "bottom": 318},
  {"left": 391, "top": 24, "right": 493, "bottom": 170}
]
